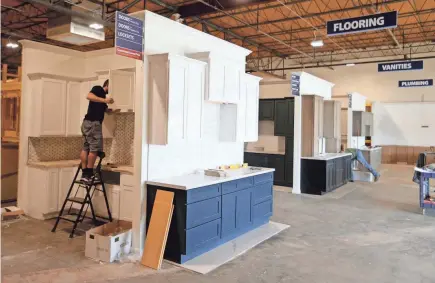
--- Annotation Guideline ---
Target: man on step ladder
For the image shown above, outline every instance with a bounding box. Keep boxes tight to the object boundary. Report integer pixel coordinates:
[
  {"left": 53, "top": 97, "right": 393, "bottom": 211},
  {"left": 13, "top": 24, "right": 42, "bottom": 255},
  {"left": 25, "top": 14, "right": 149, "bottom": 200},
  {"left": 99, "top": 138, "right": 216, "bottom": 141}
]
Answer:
[{"left": 80, "top": 79, "right": 114, "bottom": 183}]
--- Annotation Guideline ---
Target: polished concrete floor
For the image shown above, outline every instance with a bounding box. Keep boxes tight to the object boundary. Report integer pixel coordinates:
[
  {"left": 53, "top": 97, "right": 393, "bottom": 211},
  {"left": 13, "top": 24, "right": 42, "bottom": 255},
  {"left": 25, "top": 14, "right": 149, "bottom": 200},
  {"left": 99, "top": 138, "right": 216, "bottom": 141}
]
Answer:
[{"left": 3, "top": 164, "right": 435, "bottom": 283}]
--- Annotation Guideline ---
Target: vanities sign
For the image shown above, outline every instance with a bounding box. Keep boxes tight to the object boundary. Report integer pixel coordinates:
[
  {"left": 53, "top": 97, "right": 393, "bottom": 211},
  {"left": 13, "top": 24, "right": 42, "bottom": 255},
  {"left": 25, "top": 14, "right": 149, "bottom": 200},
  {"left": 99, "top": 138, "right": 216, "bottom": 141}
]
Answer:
[
  {"left": 378, "top": 60, "right": 423, "bottom": 72},
  {"left": 327, "top": 11, "right": 397, "bottom": 36}
]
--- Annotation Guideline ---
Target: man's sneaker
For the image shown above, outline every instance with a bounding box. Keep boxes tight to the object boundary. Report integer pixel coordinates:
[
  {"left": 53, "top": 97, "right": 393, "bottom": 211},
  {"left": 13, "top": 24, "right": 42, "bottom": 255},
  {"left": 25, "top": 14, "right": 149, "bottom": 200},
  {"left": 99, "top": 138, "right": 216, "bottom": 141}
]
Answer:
[
  {"left": 91, "top": 173, "right": 101, "bottom": 183},
  {"left": 374, "top": 174, "right": 380, "bottom": 182},
  {"left": 80, "top": 174, "right": 91, "bottom": 184}
]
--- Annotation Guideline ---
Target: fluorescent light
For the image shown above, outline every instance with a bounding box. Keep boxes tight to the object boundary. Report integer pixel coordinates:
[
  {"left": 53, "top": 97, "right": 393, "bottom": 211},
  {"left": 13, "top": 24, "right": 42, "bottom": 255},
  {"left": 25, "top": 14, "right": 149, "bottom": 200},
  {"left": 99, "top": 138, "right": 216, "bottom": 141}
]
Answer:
[
  {"left": 89, "top": 23, "right": 104, "bottom": 30},
  {"left": 346, "top": 63, "right": 356, "bottom": 67},
  {"left": 310, "top": 39, "right": 324, "bottom": 47},
  {"left": 6, "top": 42, "right": 19, "bottom": 48}
]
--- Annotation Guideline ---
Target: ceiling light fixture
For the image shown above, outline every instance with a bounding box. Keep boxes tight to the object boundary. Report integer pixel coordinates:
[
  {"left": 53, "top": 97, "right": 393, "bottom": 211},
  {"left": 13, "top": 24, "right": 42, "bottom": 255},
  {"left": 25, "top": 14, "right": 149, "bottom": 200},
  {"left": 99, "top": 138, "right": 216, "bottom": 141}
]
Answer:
[
  {"left": 310, "top": 39, "right": 324, "bottom": 47},
  {"left": 89, "top": 23, "right": 104, "bottom": 30},
  {"left": 346, "top": 63, "right": 356, "bottom": 67},
  {"left": 6, "top": 42, "right": 19, "bottom": 49}
]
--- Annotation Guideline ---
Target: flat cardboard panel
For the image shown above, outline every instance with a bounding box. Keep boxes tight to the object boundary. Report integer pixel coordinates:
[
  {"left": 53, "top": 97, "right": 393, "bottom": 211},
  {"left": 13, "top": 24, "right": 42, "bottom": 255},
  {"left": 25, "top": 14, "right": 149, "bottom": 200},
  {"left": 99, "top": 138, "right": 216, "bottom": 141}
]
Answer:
[
  {"left": 141, "top": 190, "right": 174, "bottom": 270},
  {"left": 396, "top": 146, "right": 407, "bottom": 164}
]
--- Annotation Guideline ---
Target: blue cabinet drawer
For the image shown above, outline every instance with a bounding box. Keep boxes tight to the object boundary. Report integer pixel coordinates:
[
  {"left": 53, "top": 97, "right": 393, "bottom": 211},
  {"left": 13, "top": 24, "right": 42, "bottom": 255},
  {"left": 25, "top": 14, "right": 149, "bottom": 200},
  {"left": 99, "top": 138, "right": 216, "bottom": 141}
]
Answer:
[
  {"left": 222, "top": 177, "right": 254, "bottom": 194},
  {"left": 186, "top": 196, "right": 221, "bottom": 229},
  {"left": 254, "top": 172, "right": 273, "bottom": 184},
  {"left": 186, "top": 184, "right": 221, "bottom": 204},
  {"left": 185, "top": 218, "right": 221, "bottom": 254},
  {"left": 253, "top": 199, "right": 273, "bottom": 224},
  {"left": 252, "top": 182, "right": 273, "bottom": 205}
]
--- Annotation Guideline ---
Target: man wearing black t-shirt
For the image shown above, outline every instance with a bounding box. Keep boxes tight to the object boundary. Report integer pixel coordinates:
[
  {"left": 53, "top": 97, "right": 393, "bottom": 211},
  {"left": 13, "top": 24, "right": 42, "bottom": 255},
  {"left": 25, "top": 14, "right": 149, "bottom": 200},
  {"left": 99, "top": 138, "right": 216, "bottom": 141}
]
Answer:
[{"left": 80, "top": 79, "right": 114, "bottom": 182}]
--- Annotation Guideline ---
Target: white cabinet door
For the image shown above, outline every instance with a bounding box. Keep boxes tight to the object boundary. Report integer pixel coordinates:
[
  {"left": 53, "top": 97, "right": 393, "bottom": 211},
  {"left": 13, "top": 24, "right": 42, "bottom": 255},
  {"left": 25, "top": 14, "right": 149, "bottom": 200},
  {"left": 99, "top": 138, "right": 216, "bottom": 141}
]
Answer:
[
  {"left": 47, "top": 168, "right": 60, "bottom": 213},
  {"left": 110, "top": 70, "right": 135, "bottom": 111},
  {"left": 40, "top": 79, "right": 67, "bottom": 136},
  {"left": 58, "top": 167, "right": 78, "bottom": 210},
  {"left": 66, "top": 82, "right": 82, "bottom": 136},
  {"left": 93, "top": 184, "right": 120, "bottom": 219},
  {"left": 186, "top": 60, "right": 205, "bottom": 141},
  {"left": 120, "top": 183, "right": 134, "bottom": 221},
  {"left": 223, "top": 61, "right": 241, "bottom": 104},
  {"left": 167, "top": 56, "right": 188, "bottom": 143},
  {"left": 244, "top": 75, "right": 261, "bottom": 142},
  {"left": 208, "top": 58, "right": 225, "bottom": 102}
]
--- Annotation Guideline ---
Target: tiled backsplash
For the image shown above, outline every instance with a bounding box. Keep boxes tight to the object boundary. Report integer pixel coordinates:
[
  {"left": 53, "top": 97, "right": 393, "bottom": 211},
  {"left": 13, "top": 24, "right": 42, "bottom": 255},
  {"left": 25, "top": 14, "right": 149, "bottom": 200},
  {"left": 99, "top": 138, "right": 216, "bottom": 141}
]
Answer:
[{"left": 28, "top": 113, "right": 135, "bottom": 165}]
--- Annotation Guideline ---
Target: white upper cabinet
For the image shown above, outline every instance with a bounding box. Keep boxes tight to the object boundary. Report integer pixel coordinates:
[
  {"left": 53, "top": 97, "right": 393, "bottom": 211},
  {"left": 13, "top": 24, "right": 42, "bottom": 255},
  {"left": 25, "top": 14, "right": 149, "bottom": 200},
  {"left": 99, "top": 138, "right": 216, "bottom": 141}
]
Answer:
[
  {"left": 66, "top": 82, "right": 82, "bottom": 136},
  {"left": 148, "top": 53, "right": 206, "bottom": 145},
  {"left": 31, "top": 78, "right": 67, "bottom": 136},
  {"left": 110, "top": 69, "right": 135, "bottom": 111},
  {"left": 242, "top": 74, "right": 262, "bottom": 142},
  {"left": 187, "top": 52, "right": 242, "bottom": 104}
]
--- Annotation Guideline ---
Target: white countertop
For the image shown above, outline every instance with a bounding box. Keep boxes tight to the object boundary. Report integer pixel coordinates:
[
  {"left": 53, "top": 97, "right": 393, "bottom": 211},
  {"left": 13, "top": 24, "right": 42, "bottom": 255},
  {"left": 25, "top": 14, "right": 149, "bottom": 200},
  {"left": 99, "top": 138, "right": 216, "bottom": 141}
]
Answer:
[
  {"left": 301, "top": 152, "right": 352, "bottom": 161},
  {"left": 245, "top": 149, "right": 285, "bottom": 155},
  {"left": 147, "top": 167, "right": 275, "bottom": 190},
  {"left": 359, "top": 147, "right": 382, "bottom": 151}
]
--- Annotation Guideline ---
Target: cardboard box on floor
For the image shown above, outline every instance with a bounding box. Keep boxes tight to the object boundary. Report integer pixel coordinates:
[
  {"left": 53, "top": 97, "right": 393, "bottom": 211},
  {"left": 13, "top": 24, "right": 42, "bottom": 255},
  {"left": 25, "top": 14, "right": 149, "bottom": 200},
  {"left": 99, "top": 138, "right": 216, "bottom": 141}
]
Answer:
[{"left": 85, "top": 220, "right": 132, "bottom": 263}]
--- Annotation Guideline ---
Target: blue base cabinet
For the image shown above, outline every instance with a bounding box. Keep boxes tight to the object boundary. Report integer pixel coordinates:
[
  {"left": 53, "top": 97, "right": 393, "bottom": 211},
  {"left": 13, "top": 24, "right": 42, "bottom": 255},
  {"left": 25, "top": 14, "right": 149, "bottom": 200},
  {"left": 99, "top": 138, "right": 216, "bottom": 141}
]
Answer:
[{"left": 146, "top": 172, "right": 274, "bottom": 263}]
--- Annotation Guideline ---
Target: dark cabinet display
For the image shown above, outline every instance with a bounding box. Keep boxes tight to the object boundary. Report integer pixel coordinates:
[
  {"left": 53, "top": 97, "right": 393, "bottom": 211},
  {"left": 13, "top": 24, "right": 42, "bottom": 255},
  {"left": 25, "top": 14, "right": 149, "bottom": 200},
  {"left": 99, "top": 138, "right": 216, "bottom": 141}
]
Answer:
[
  {"left": 274, "top": 99, "right": 294, "bottom": 137},
  {"left": 301, "top": 155, "right": 352, "bottom": 195},
  {"left": 244, "top": 152, "right": 288, "bottom": 186},
  {"left": 259, "top": 100, "right": 275, "bottom": 120},
  {"left": 146, "top": 172, "right": 274, "bottom": 264}
]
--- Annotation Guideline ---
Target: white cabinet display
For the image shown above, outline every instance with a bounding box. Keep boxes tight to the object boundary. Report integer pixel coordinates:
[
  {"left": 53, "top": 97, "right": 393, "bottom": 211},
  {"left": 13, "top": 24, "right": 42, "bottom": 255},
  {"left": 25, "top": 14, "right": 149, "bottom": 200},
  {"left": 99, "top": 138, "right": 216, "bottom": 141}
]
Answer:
[
  {"left": 110, "top": 69, "right": 135, "bottom": 111},
  {"left": 188, "top": 52, "right": 242, "bottom": 104},
  {"left": 28, "top": 167, "right": 60, "bottom": 218},
  {"left": 148, "top": 53, "right": 206, "bottom": 145},
  {"left": 242, "top": 74, "right": 261, "bottom": 142},
  {"left": 66, "top": 82, "right": 82, "bottom": 136},
  {"left": 31, "top": 78, "right": 67, "bottom": 136}
]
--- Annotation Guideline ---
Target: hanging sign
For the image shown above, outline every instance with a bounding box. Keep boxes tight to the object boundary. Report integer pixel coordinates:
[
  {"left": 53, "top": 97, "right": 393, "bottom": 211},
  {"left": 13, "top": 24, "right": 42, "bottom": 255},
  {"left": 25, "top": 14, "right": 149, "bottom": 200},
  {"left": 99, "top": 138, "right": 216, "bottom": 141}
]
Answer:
[
  {"left": 115, "top": 11, "right": 144, "bottom": 60},
  {"left": 398, "top": 79, "right": 433, "bottom": 88},
  {"left": 291, "top": 74, "right": 300, "bottom": 96},
  {"left": 378, "top": 60, "right": 423, "bottom": 72},
  {"left": 327, "top": 11, "right": 397, "bottom": 36}
]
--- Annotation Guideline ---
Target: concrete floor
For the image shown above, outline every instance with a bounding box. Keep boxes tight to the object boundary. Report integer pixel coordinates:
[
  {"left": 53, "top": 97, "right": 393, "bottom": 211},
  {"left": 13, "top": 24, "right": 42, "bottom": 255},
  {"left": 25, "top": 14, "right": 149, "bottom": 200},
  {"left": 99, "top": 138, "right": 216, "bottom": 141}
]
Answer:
[{"left": 3, "top": 164, "right": 435, "bottom": 283}]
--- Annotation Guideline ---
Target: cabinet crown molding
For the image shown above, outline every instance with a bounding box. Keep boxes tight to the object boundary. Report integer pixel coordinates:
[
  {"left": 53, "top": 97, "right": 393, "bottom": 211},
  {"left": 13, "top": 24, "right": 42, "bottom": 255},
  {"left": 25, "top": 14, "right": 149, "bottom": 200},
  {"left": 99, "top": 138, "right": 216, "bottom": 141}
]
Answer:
[{"left": 27, "top": 73, "right": 97, "bottom": 82}]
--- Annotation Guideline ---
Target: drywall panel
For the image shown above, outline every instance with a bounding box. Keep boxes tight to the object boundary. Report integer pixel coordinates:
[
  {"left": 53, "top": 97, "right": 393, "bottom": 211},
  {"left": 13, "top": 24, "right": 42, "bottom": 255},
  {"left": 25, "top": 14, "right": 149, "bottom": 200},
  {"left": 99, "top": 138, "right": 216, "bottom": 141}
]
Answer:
[{"left": 372, "top": 102, "right": 435, "bottom": 146}]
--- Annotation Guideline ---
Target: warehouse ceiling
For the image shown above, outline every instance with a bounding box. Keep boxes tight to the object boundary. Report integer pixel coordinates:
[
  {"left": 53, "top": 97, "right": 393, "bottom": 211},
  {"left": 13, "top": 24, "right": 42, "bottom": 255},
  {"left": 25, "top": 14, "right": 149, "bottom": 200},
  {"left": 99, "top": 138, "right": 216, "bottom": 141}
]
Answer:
[{"left": 1, "top": 0, "right": 435, "bottom": 70}]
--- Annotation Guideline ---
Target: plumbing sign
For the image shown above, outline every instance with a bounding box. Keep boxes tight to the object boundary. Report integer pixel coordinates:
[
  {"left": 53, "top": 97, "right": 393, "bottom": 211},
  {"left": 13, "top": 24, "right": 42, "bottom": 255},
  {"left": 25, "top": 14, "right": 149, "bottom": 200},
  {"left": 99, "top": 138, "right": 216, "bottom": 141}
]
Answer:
[
  {"left": 327, "top": 11, "right": 397, "bottom": 36},
  {"left": 398, "top": 79, "right": 433, "bottom": 88},
  {"left": 115, "top": 12, "right": 144, "bottom": 60}
]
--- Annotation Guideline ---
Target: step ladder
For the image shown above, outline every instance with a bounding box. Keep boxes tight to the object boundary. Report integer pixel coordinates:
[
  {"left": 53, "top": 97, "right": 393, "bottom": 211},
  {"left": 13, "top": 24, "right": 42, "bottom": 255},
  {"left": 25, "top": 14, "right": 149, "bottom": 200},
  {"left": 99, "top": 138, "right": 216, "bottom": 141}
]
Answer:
[{"left": 52, "top": 152, "right": 112, "bottom": 238}]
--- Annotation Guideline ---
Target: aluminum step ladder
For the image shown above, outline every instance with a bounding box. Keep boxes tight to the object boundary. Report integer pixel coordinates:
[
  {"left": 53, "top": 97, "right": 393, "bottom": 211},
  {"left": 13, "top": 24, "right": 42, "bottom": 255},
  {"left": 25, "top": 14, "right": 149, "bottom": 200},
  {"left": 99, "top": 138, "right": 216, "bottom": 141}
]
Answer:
[{"left": 51, "top": 152, "right": 112, "bottom": 238}]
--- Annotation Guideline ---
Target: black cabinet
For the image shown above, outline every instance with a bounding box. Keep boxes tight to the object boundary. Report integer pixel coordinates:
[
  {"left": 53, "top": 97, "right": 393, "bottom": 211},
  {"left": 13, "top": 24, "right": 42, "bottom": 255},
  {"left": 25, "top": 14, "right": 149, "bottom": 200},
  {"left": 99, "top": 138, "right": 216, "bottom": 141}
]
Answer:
[
  {"left": 244, "top": 152, "right": 286, "bottom": 185},
  {"left": 274, "top": 99, "right": 294, "bottom": 137},
  {"left": 259, "top": 100, "right": 275, "bottom": 120},
  {"left": 301, "top": 155, "right": 350, "bottom": 195}
]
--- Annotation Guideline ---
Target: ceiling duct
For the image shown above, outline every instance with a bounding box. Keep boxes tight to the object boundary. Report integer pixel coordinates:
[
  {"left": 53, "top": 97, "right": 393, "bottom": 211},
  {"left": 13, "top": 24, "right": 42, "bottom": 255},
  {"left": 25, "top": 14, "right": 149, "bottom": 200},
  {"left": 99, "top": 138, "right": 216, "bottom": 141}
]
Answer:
[{"left": 46, "top": 1, "right": 105, "bottom": 45}]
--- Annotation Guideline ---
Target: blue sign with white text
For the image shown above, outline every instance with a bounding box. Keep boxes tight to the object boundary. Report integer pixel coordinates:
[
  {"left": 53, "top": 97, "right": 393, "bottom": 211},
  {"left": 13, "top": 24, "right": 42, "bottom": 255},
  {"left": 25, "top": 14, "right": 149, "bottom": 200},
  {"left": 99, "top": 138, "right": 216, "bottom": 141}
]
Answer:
[
  {"left": 291, "top": 74, "right": 300, "bottom": 96},
  {"left": 398, "top": 79, "right": 433, "bottom": 88},
  {"left": 115, "top": 11, "right": 144, "bottom": 60},
  {"left": 327, "top": 11, "right": 397, "bottom": 36},
  {"left": 378, "top": 60, "right": 423, "bottom": 72}
]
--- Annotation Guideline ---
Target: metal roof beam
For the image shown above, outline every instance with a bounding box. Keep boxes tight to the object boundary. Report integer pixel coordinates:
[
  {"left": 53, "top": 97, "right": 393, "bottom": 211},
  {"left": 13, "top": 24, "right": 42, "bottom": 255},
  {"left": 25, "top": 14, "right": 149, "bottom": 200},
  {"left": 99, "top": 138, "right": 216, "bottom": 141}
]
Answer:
[
  {"left": 178, "top": 0, "right": 272, "bottom": 18},
  {"left": 148, "top": 0, "right": 287, "bottom": 58},
  {"left": 227, "top": 0, "right": 406, "bottom": 30}
]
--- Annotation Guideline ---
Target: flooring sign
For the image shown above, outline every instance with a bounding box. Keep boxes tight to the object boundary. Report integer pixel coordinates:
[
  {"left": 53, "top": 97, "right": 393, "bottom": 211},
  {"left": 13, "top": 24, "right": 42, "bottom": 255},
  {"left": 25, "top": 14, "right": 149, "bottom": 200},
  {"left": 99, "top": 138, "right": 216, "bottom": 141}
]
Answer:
[
  {"left": 327, "top": 11, "right": 397, "bottom": 36},
  {"left": 398, "top": 79, "right": 433, "bottom": 88}
]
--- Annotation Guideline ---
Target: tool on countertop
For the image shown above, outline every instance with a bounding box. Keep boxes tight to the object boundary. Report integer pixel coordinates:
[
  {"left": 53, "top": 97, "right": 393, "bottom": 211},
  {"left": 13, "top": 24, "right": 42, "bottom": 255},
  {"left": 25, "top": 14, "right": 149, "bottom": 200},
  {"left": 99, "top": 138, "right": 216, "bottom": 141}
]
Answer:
[
  {"left": 204, "top": 169, "right": 227, "bottom": 177},
  {"left": 52, "top": 152, "right": 112, "bottom": 238}
]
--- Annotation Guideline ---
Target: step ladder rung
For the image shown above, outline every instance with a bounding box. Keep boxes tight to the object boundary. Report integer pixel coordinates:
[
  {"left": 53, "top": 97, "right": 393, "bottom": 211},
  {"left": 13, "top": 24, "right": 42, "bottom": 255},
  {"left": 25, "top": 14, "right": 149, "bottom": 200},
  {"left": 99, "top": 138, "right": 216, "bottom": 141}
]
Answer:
[
  {"left": 67, "top": 197, "right": 88, "bottom": 204},
  {"left": 59, "top": 214, "right": 79, "bottom": 223},
  {"left": 74, "top": 180, "right": 103, "bottom": 186}
]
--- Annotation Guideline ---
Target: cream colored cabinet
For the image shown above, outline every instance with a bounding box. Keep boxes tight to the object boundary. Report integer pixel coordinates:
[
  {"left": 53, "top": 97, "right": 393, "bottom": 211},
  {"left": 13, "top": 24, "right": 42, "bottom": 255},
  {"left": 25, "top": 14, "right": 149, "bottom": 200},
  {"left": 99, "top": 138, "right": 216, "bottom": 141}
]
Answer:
[
  {"left": 28, "top": 167, "right": 60, "bottom": 219},
  {"left": 31, "top": 78, "right": 67, "bottom": 136},
  {"left": 188, "top": 52, "right": 242, "bottom": 104},
  {"left": 302, "top": 95, "right": 324, "bottom": 157},
  {"left": 110, "top": 69, "right": 135, "bottom": 111},
  {"left": 148, "top": 53, "right": 206, "bottom": 145},
  {"left": 66, "top": 82, "right": 83, "bottom": 136},
  {"left": 94, "top": 184, "right": 120, "bottom": 219},
  {"left": 119, "top": 174, "right": 134, "bottom": 221},
  {"left": 324, "top": 100, "right": 341, "bottom": 153}
]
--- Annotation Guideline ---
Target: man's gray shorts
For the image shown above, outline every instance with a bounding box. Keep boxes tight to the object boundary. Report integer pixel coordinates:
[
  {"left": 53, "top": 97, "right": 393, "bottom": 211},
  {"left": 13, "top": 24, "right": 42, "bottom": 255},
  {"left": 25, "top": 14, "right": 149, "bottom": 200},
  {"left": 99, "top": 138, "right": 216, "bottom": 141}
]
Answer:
[{"left": 81, "top": 120, "right": 103, "bottom": 152}]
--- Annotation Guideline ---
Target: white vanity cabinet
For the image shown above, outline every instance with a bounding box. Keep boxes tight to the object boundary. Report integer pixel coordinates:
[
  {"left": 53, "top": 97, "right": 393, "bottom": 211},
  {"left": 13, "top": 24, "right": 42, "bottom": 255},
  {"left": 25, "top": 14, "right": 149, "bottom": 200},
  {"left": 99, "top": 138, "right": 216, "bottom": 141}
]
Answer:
[
  {"left": 187, "top": 52, "right": 243, "bottom": 104},
  {"left": 148, "top": 53, "right": 206, "bottom": 145}
]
